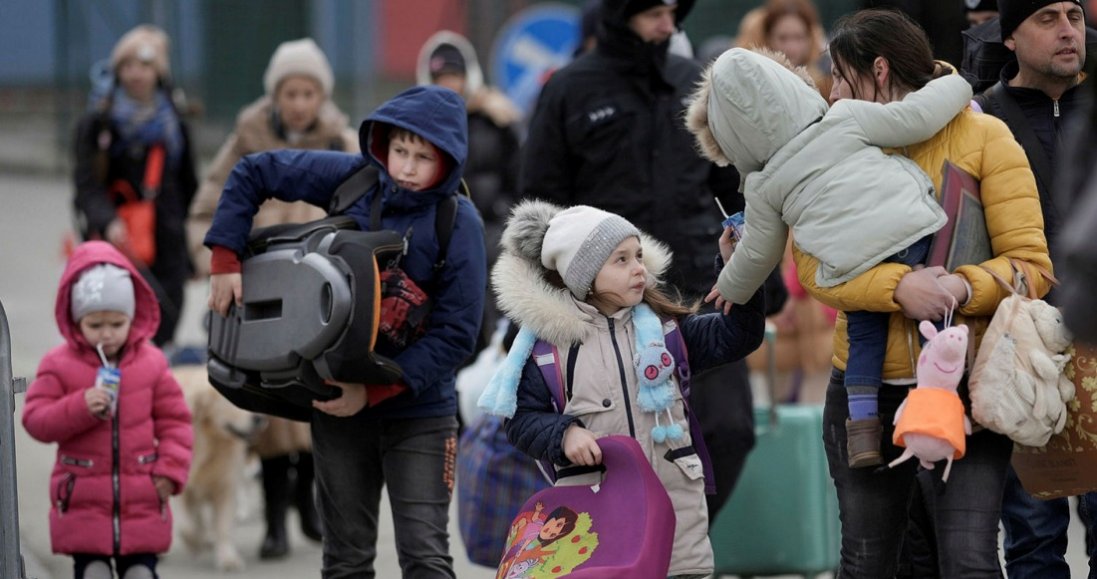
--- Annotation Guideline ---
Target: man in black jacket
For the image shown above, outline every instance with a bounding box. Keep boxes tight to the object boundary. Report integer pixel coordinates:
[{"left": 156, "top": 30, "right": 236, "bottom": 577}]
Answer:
[
  {"left": 521, "top": 0, "right": 738, "bottom": 301},
  {"left": 520, "top": 0, "right": 768, "bottom": 522},
  {"left": 971, "top": 2, "right": 1094, "bottom": 576}
]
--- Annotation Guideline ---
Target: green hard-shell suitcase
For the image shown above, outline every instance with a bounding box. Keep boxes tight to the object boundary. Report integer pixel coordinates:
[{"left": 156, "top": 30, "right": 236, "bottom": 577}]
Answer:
[
  {"left": 710, "top": 404, "right": 839, "bottom": 578},
  {"left": 711, "top": 322, "right": 839, "bottom": 578}
]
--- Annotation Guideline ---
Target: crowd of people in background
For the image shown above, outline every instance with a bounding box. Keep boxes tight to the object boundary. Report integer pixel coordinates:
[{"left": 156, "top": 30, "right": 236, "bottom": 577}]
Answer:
[{"left": 25, "top": 0, "right": 1097, "bottom": 577}]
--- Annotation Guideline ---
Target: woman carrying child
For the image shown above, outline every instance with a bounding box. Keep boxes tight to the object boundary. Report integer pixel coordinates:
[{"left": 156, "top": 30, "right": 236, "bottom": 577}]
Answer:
[{"left": 700, "top": 10, "right": 1050, "bottom": 577}]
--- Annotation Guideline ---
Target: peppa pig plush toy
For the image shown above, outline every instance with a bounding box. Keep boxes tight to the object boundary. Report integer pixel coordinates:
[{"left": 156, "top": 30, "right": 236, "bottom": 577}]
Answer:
[{"left": 888, "top": 321, "right": 972, "bottom": 483}]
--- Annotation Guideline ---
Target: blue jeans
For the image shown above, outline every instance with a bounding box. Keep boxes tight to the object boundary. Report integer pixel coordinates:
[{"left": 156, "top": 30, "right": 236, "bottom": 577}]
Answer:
[
  {"left": 845, "top": 236, "right": 932, "bottom": 391},
  {"left": 1001, "top": 466, "right": 1097, "bottom": 578},
  {"left": 823, "top": 369, "right": 1012, "bottom": 578},
  {"left": 842, "top": 236, "right": 930, "bottom": 392},
  {"left": 312, "top": 413, "right": 459, "bottom": 579}
]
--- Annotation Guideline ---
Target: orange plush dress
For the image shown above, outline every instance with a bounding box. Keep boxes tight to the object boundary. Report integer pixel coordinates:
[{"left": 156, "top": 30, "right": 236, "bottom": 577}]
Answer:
[{"left": 892, "top": 388, "right": 967, "bottom": 459}]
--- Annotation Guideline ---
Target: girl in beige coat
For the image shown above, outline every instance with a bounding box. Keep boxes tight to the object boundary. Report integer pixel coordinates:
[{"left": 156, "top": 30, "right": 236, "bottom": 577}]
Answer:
[
  {"left": 185, "top": 37, "right": 356, "bottom": 560},
  {"left": 481, "top": 201, "right": 766, "bottom": 577}
]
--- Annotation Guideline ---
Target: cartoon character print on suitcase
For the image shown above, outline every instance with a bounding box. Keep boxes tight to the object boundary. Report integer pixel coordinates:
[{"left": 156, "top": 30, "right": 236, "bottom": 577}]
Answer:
[
  {"left": 498, "top": 502, "right": 598, "bottom": 578},
  {"left": 495, "top": 436, "right": 675, "bottom": 579}
]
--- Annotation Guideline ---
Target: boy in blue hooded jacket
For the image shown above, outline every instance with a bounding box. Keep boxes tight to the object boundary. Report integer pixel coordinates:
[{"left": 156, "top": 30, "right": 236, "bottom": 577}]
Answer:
[{"left": 204, "top": 85, "right": 486, "bottom": 578}]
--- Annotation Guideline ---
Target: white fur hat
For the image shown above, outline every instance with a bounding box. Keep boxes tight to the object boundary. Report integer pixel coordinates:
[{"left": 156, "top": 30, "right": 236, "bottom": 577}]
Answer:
[
  {"left": 263, "top": 38, "right": 334, "bottom": 96},
  {"left": 111, "top": 24, "right": 171, "bottom": 82},
  {"left": 541, "top": 206, "right": 640, "bottom": 299},
  {"left": 71, "top": 264, "right": 135, "bottom": 322}
]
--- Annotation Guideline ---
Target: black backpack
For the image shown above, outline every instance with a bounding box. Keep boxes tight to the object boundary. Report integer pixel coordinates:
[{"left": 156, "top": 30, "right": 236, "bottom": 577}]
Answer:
[{"left": 207, "top": 165, "right": 463, "bottom": 421}]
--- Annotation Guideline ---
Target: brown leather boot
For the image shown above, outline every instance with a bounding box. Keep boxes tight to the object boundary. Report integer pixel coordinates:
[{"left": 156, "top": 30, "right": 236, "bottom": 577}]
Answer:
[{"left": 846, "top": 417, "right": 883, "bottom": 468}]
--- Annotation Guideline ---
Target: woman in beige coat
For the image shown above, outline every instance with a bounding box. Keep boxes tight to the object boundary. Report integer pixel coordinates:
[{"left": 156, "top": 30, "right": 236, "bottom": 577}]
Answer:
[{"left": 186, "top": 37, "right": 356, "bottom": 560}]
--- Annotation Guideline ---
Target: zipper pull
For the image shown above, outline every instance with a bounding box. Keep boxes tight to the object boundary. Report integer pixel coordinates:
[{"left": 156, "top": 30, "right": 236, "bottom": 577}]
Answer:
[{"left": 1054, "top": 99, "right": 1060, "bottom": 118}]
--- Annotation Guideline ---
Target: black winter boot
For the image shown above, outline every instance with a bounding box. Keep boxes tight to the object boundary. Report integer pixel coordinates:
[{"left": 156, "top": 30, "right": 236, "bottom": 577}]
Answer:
[
  {"left": 259, "top": 455, "right": 291, "bottom": 559},
  {"left": 294, "top": 452, "right": 323, "bottom": 542}
]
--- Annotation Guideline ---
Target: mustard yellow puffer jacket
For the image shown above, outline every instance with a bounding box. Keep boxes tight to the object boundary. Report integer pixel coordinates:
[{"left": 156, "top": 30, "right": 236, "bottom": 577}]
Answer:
[{"left": 793, "top": 106, "right": 1052, "bottom": 381}]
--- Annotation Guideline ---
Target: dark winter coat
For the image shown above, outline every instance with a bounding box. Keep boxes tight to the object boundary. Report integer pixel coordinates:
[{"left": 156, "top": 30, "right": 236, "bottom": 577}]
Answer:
[
  {"left": 72, "top": 100, "right": 198, "bottom": 279},
  {"left": 204, "top": 85, "right": 487, "bottom": 419},
  {"left": 520, "top": 0, "right": 738, "bottom": 299},
  {"left": 1056, "top": 66, "right": 1097, "bottom": 342},
  {"left": 977, "top": 60, "right": 1092, "bottom": 256},
  {"left": 23, "top": 241, "right": 192, "bottom": 556}
]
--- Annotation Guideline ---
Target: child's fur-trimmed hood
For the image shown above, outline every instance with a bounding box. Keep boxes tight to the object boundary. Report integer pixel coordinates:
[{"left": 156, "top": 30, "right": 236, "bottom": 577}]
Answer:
[
  {"left": 684, "top": 47, "right": 826, "bottom": 177},
  {"left": 492, "top": 200, "right": 672, "bottom": 347}
]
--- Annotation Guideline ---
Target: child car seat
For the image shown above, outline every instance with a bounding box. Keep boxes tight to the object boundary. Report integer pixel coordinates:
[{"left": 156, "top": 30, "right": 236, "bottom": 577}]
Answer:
[{"left": 207, "top": 215, "right": 406, "bottom": 421}]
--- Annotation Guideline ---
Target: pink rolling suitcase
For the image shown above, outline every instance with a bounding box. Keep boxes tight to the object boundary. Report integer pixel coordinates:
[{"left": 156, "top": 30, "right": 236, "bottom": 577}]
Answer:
[{"left": 495, "top": 436, "right": 675, "bottom": 578}]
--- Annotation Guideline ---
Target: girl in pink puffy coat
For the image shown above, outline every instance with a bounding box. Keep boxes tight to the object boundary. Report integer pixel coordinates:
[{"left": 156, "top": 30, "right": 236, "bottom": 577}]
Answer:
[{"left": 23, "top": 241, "right": 192, "bottom": 579}]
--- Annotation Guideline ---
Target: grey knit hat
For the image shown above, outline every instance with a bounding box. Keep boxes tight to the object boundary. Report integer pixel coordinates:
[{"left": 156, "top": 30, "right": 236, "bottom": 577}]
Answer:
[
  {"left": 71, "top": 264, "right": 135, "bottom": 322},
  {"left": 540, "top": 205, "right": 641, "bottom": 299}
]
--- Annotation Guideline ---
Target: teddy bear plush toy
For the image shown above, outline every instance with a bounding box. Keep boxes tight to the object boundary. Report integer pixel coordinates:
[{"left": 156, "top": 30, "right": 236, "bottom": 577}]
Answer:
[
  {"left": 1029, "top": 300, "right": 1075, "bottom": 418},
  {"left": 889, "top": 321, "right": 972, "bottom": 483},
  {"left": 969, "top": 296, "right": 1074, "bottom": 447}
]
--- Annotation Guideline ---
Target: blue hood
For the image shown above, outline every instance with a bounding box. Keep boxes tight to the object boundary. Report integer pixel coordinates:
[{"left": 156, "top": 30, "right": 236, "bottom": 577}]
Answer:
[{"left": 360, "top": 85, "right": 468, "bottom": 205}]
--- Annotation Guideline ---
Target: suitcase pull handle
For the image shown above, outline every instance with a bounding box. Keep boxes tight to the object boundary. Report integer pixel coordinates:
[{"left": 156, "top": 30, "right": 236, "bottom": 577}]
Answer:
[{"left": 762, "top": 321, "right": 780, "bottom": 431}]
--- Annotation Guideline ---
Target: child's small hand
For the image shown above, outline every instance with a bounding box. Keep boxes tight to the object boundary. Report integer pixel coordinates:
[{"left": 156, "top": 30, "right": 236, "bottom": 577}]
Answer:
[
  {"left": 208, "top": 273, "right": 243, "bottom": 317},
  {"left": 85, "top": 388, "right": 111, "bottom": 419},
  {"left": 563, "top": 425, "right": 602, "bottom": 466},
  {"left": 704, "top": 284, "right": 734, "bottom": 315},
  {"left": 152, "top": 475, "right": 174, "bottom": 500},
  {"left": 718, "top": 226, "right": 737, "bottom": 264},
  {"left": 313, "top": 381, "right": 369, "bottom": 417}
]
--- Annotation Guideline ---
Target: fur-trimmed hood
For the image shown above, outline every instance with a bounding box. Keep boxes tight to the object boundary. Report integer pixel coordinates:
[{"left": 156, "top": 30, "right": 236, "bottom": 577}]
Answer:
[
  {"left": 492, "top": 200, "right": 672, "bottom": 346},
  {"left": 415, "top": 30, "right": 485, "bottom": 96},
  {"left": 685, "top": 47, "right": 826, "bottom": 176},
  {"left": 415, "top": 31, "right": 521, "bottom": 128}
]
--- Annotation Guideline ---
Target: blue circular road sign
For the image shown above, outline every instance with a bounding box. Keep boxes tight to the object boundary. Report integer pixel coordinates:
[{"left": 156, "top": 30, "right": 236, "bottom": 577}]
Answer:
[{"left": 490, "top": 3, "right": 580, "bottom": 119}]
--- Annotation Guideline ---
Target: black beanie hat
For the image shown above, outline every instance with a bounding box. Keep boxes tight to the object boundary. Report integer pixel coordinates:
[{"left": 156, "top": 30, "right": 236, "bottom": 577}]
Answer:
[
  {"left": 428, "top": 43, "right": 466, "bottom": 78},
  {"left": 998, "top": 0, "right": 1084, "bottom": 40},
  {"left": 965, "top": 0, "right": 998, "bottom": 12},
  {"left": 623, "top": 0, "right": 677, "bottom": 20}
]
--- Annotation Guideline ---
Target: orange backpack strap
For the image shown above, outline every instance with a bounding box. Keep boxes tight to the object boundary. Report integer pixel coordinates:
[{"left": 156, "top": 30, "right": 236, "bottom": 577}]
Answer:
[{"left": 142, "top": 144, "right": 165, "bottom": 197}]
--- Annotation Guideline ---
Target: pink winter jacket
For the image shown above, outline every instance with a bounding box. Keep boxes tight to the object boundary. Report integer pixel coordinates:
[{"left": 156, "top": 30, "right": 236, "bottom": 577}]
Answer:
[{"left": 22, "top": 241, "right": 192, "bottom": 556}]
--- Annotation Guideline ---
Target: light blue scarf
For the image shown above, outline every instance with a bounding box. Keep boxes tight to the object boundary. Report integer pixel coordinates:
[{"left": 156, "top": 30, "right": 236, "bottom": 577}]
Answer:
[
  {"left": 110, "top": 87, "right": 184, "bottom": 166},
  {"left": 478, "top": 304, "right": 685, "bottom": 442}
]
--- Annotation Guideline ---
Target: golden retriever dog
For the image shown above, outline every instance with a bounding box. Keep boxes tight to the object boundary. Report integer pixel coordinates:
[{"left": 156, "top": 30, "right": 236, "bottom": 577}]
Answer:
[{"left": 174, "top": 365, "right": 267, "bottom": 572}]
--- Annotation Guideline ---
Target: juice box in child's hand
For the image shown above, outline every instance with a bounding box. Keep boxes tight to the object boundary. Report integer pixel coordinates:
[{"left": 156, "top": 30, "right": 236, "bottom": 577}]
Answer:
[
  {"left": 722, "top": 212, "right": 746, "bottom": 241},
  {"left": 95, "top": 366, "right": 121, "bottom": 416}
]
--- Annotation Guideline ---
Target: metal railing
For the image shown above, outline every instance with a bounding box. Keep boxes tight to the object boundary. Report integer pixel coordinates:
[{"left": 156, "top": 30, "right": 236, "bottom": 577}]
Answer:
[{"left": 0, "top": 300, "right": 27, "bottom": 578}]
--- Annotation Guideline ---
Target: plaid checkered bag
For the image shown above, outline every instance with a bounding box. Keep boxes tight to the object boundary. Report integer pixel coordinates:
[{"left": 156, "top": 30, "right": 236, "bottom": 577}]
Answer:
[{"left": 457, "top": 414, "right": 550, "bottom": 566}]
